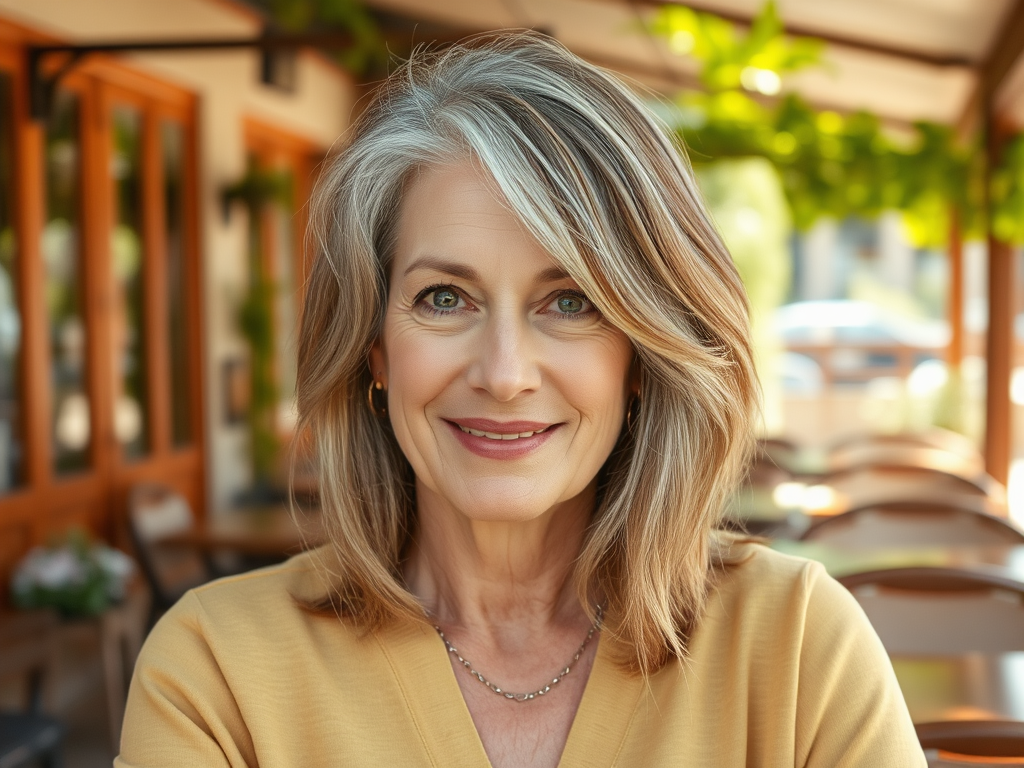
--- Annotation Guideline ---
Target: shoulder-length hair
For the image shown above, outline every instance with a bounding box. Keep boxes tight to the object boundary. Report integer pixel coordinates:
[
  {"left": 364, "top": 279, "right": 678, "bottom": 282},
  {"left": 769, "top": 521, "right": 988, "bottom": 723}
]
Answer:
[{"left": 296, "top": 31, "right": 758, "bottom": 674}]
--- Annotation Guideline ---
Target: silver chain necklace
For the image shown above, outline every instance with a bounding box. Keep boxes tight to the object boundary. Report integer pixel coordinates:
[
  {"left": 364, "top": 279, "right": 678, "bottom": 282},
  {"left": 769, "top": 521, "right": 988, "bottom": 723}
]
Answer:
[{"left": 434, "top": 604, "right": 604, "bottom": 702}]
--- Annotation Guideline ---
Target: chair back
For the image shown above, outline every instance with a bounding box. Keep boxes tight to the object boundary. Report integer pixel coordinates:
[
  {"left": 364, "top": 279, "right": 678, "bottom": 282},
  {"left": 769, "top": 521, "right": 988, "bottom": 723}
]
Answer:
[
  {"left": 827, "top": 444, "right": 988, "bottom": 484},
  {"left": 839, "top": 567, "right": 1024, "bottom": 655},
  {"left": 826, "top": 461, "right": 1003, "bottom": 498},
  {"left": 829, "top": 429, "right": 981, "bottom": 461},
  {"left": 128, "top": 483, "right": 211, "bottom": 611},
  {"left": 821, "top": 465, "right": 1007, "bottom": 514},
  {"left": 801, "top": 502, "right": 1024, "bottom": 548},
  {"left": 918, "top": 720, "right": 1024, "bottom": 764}
]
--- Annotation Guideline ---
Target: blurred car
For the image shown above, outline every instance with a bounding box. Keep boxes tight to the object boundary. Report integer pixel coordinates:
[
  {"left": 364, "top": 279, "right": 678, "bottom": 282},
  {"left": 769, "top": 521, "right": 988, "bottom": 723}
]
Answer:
[{"left": 774, "top": 300, "right": 949, "bottom": 387}]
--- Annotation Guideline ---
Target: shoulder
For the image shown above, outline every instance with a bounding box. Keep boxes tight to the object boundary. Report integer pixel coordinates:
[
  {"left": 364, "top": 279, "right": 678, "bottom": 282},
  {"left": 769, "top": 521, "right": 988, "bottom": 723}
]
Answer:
[
  {"left": 693, "top": 540, "right": 925, "bottom": 765},
  {"left": 185, "top": 547, "right": 326, "bottom": 614},
  {"left": 699, "top": 539, "right": 874, "bottom": 663},
  {"left": 711, "top": 538, "right": 839, "bottom": 608},
  {"left": 145, "top": 547, "right": 354, "bottom": 658}
]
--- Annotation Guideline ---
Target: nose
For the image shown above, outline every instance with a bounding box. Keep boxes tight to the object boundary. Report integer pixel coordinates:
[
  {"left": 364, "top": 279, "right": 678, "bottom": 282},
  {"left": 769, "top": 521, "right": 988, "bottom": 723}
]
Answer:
[{"left": 466, "top": 310, "right": 542, "bottom": 402}]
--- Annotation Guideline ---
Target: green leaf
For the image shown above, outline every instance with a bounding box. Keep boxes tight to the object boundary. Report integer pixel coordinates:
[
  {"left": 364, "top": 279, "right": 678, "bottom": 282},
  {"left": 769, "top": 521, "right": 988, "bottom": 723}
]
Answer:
[{"left": 743, "top": 0, "right": 782, "bottom": 59}]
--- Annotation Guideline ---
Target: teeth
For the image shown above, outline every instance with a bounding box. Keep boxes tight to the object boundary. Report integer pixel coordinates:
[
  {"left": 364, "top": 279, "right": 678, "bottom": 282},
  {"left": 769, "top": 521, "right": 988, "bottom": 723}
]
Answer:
[{"left": 457, "top": 425, "right": 549, "bottom": 440}]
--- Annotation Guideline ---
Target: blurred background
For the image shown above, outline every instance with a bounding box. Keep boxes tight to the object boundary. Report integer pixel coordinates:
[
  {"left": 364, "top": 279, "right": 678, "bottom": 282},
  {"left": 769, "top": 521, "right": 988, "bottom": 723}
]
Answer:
[{"left": 1, "top": 0, "right": 1024, "bottom": 766}]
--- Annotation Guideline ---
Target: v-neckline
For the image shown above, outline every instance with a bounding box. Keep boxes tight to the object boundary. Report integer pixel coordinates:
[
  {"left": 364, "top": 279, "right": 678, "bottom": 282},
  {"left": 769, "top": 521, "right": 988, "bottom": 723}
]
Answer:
[{"left": 374, "top": 619, "right": 646, "bottom": 768}]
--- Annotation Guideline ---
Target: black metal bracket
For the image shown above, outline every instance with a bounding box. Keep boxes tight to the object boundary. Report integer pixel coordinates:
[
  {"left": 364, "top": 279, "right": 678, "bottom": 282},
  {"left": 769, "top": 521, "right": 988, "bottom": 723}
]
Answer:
[{"left": 26, "top": 29, "right": 353, "bottom": 122}]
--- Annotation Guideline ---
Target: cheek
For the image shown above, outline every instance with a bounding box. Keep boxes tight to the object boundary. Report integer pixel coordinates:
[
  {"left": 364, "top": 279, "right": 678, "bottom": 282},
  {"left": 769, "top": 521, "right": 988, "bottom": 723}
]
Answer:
[
  {"left": 548, "top": 334, "right": 632, "bottom": 424},
  {"left": 381, "top": 318, "right": 465, "bottom": 436}
]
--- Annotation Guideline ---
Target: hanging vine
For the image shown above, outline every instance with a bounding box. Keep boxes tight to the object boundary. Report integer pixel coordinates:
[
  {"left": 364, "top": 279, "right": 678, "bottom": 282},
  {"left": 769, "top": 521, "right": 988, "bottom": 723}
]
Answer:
[
  {"left": 223, "top": 166, "right": 292, "bottom": 487},
  {"left": 650, "top": 1, "right": 1016, "bottom": 247},
  {"left": 247, "top": 0, "right": 388, "bottom": 77}
]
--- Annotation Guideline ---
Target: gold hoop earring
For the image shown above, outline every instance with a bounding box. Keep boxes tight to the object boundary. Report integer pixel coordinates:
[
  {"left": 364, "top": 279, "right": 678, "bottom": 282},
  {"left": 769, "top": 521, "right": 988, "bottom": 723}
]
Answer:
[
  {"left": 626, "top": 393, "right": 641, "bottom": 433},
  {"left": 367, "top": 379, "right": 387, "bottom": 418}
]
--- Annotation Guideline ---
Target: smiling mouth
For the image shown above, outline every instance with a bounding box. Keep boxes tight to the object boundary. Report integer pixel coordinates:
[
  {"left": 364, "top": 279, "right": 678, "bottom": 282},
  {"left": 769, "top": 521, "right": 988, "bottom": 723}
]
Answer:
[{"left": 454, "top": 424, "right": 553, "bottom": 441}]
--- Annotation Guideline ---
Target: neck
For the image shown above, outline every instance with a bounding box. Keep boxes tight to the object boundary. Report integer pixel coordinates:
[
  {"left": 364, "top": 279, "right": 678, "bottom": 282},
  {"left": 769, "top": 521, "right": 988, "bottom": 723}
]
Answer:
[{"left": 403, "top": 480, "right": 596, "bottom": 632}]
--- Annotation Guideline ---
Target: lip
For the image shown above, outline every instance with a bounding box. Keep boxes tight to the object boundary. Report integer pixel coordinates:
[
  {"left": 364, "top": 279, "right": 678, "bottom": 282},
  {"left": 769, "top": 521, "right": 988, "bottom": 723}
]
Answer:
[
  {"left": 448, "top": 418, "right": 553, "bottom": 434},
  {"left": 443, "top": 418, "right": 560, "bottom": 460}
]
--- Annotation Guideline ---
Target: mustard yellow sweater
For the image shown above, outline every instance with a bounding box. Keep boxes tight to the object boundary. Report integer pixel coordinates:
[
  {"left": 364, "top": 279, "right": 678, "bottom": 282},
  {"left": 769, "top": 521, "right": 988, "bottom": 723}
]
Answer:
[{"left": 116, "top": 543, "right": 927, "bottom": 767}]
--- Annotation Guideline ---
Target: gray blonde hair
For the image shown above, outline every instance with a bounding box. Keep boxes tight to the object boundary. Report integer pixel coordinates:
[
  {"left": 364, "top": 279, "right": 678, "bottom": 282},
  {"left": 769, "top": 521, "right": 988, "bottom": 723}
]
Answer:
[{"left": 296, "top": 31, "right": 758, "bottom": 674}]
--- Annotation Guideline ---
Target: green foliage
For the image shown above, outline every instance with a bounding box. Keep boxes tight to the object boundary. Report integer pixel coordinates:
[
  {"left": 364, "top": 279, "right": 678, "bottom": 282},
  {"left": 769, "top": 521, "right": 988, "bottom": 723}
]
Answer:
[
  {"left": 223, "top": 168, "right": 292, "bottom": 214},
  {"left": 11, "top": 529, "right": 134, "bottom": 617},
  {"left": 224, "top": 166, "right": 291, "bottom": 485},
  {"left": 650, "top": 1, "right": 823, "bottom": 93},
  {"left": 991, "top": 135, "right": 1024, "bottom": 243},
  {"left": 651, "top": 2, "right": 1020, "bottom": 246},
  {"left": 256, "top": 0, "right": 387, "bottom": 76},
  {"left": 239, "top": 273, "right": 280, "bottom": 483}
]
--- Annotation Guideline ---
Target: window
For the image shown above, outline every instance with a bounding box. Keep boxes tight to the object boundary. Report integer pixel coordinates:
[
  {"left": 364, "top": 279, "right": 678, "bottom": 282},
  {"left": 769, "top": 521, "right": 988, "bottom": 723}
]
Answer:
[
  {"left": 45, "top": 91, "right": 91, "bottom": 475},
  {"left": 0, "top": 41, "right": 205, "bottom": 548},
  {"left": 244, "top": 121, "right": 321, "bottom": 439},
  {"left": 0, "top": 69, "right": 21, "bottom": 492},
  {"left": 162, "top": 119, "right": 193, "bottom": 447},
  {"left": 110, "top": 105, "right": 149, "bottom": 459}
]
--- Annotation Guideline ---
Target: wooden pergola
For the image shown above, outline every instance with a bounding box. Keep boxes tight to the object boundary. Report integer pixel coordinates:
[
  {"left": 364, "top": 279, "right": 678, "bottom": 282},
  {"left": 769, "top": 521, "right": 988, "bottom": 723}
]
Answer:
[{"left": 364, "top": 0, "right": 1024, "bottom": 486}]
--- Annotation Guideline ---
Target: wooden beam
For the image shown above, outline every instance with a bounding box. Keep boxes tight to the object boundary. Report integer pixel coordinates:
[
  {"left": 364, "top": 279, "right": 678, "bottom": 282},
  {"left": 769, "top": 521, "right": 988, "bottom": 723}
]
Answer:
[
  {"left": 974, "top": 0, "right": 1024, "bottom": 487},
  {"left": 956, "top": 0, "right": 1024, "bottom": 137},
  {"left": 611, "top": 0, "right": 976, "bottom": 68},
  {"left": 8, "top": 49, "right": 50, "bottom": 494},
  {"left": 978, "top": 0, "right": 1024, "bottom": 104},
  {"left": 982, "top": 115, "right": 1018, "bottom": 488},
  {"left": 142, "top": 107, "right": 171, "bottom": 457}
]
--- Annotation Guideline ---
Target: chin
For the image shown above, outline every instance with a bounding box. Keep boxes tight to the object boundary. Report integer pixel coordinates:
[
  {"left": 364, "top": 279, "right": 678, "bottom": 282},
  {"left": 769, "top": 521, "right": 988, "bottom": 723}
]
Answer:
[
  {"left": 445, "top": 475, "right": 590, "bottom": 525},
  {"left": 457, "top": 501, "right": 554, "bottom": 524}
]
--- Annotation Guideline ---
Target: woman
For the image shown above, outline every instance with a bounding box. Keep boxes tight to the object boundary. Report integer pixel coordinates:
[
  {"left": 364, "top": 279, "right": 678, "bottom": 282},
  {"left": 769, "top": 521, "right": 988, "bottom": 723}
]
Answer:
[{"left": 118, "top": 32, "right": 926, "bottom": 767}]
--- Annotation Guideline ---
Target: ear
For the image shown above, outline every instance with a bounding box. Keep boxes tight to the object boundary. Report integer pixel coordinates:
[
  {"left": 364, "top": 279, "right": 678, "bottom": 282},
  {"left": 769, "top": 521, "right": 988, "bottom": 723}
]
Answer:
[
  {"left": 369, "top": 338, "right": 387, "bottom": 388},
  {"left": 628, "top": 356, "right": 642, "bottom": 397}
]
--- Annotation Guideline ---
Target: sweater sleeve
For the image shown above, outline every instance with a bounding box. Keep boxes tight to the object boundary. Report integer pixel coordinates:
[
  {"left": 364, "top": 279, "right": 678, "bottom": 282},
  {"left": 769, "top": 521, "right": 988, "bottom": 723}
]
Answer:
[
  {"left": 794, "top": 562, "right": 928, "bottom": 768},
  {"left": 115, "top": 591, "right": 257, "bottom": 768}
]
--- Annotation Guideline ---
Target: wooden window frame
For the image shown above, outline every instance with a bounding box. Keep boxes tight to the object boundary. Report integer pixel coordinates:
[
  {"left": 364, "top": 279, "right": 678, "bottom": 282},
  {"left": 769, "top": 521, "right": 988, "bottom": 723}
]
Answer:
[
  {"left": 0, "top": 20, "right": 207, "bottom": 596},
  {"left": 243, "top": 118, "right": 324, "bottom": 442}
]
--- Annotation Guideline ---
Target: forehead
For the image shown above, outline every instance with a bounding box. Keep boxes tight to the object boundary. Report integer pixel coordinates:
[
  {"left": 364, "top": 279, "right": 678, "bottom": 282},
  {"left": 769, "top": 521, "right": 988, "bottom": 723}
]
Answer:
[{"left": 392, "top": 160, "right": 565, "bottom": 283}]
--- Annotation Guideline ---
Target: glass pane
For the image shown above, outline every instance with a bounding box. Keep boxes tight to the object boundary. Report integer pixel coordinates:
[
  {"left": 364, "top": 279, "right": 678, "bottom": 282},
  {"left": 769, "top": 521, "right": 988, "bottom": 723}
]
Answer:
[
  {"left": 272, "top": 180, "right": 298, "bottom": 433},
  {"left": 0, "top": 71, "right": 24, "bottom": 492},
  {"left": 111, "top": 106, "right": 149, "bottom": 459},
  {"left": 162, "top": 121, "right": 192, "bottom": 447},
  {"left": 46, "top": 92, "right": 91, "bottom": 475}
]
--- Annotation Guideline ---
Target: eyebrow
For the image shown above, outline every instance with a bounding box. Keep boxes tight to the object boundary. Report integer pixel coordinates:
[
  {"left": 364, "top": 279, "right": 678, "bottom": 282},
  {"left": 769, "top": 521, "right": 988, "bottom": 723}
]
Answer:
[
  {"left": 403, "top": 256, "right": 479, "bottom": 281},
  {"left": 403, "top": 256, "right": 572, "bottom": 284}
]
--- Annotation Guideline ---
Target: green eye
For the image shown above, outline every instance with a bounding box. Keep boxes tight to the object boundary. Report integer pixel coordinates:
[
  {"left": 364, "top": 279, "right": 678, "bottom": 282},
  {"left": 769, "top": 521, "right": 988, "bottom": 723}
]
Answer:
[
  {"left": 556, "top": 294, "right": 585, "bottom": 314},
  {"left": 432, "top": 289, "right": 460, "bottom": 309}
]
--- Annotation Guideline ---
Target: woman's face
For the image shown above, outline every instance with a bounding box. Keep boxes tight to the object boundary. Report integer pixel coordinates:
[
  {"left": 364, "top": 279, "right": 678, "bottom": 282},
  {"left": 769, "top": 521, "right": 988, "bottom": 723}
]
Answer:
[{"left": 371, "top": 160, "right": 634, "bottom": 523}]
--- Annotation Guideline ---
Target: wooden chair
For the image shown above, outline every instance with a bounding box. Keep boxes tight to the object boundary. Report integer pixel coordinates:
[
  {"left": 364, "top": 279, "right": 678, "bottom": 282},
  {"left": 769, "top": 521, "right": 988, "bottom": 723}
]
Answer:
[
  {"left": 746, "top": 450, "right": 795, "bottom": 489},
  {"left": 918, "top": 720, "right": 1024, "bottom": 765},
  {"left": 128, "top": 483, "right": 215, "bottom": 626},
  {"left": 826, "top": 443, "right": 989, "bottom": 484},
  {"left": 801, "top": 500, "right": 1024, "bottom": 549},
  {"left": 0, "top": 610, "right": 64, "bottom": 768},
  {"left": 847, "top": 570, "right": 1024, "bottom": 765},
  {"left": 829, "top": 429, "right": 981, "bottom": 462},
  {"left": 824, "top": 458, "right": 1004, "bottom": 499},
  {"left": 839, "top": 567, "right": 1024, "bottom": 655},
  {"left": 817, "top": 465, "right": 1007, "bottom": 517}
]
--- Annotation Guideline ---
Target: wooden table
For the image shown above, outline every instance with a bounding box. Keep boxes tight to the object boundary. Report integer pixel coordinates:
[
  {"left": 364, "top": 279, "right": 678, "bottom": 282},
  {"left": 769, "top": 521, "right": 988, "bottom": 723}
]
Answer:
[
  {"left": 159, "top": 505, "right": 326, "bottom": 559},
  {"left": 892, "top": 653, "right": 1024, "bottom": 724},
  {"left": 770, "top": 540, "right": 1024, "bottom": 587},
  {"left": 4, "top": 585, "right": 151, "bottom": 752}
]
